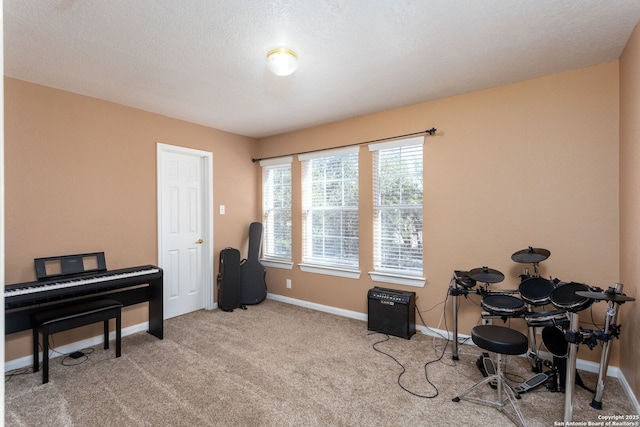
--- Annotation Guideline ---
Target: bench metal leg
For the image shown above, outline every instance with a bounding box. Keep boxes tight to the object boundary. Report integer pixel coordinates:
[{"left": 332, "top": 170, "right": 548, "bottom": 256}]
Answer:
[
  {"left": 33, "top": 327, "right": 40, "bottom": 373},
  {"left": 103, "top": 320, "right": 109, "bottom": 350},
  {"left": 116, "top": 311, "right": 121, "bottom": 357},
  {"left": 43, "top": 330, "right": 50, "bottom": 384}
]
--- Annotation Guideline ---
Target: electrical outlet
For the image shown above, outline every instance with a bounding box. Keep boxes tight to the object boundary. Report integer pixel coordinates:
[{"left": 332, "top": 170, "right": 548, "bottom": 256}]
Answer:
[{"left": 286, "top": 279, "right": 292, "bottom": 289}]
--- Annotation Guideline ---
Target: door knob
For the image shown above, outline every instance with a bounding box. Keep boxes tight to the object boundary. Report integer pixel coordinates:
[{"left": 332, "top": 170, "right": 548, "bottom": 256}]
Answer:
[{"left": 195, "top": 238, "right": 204, "bottom": 244}]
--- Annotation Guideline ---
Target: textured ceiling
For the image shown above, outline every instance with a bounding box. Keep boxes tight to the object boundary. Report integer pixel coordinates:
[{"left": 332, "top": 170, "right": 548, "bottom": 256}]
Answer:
[{"left": 4, "top": 1, "right": 640, "bottom": 138}]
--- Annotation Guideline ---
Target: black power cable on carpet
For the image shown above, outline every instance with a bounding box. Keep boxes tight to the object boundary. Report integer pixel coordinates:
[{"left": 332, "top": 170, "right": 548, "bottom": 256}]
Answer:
[{"left": 370, "top": 332, "right": 442, "bottom": 399}]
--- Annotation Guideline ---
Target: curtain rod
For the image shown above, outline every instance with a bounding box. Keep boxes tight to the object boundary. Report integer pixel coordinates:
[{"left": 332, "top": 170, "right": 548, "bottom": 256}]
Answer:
[{"left": 251, "top": 127, "right": 437, "bottom": 163}]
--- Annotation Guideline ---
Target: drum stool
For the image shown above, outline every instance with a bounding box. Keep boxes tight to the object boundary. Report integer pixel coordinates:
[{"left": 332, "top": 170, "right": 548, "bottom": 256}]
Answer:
[{"left": 453, "top": 325, "right": 529, "bottom": 427}]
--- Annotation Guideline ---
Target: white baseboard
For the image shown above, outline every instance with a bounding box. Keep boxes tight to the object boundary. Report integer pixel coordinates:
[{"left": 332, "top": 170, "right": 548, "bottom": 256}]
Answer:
[
  {"left": 617, "top": 368, "right": 640, "bottom": 415},
  {"left": 5, "top": 322, "right": 149, "bottom": 373},
  {"left": 267, "top": 293, "right": 367, "bottom": 321},
  {"left": 267, "top": 292, "right": 639, "bottom": 414}
]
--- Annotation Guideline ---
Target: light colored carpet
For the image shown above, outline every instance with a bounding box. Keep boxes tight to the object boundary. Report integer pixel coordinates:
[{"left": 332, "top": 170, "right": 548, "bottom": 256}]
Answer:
[{"left": 4, "top": 299, "right": 636, "bottom": 426}]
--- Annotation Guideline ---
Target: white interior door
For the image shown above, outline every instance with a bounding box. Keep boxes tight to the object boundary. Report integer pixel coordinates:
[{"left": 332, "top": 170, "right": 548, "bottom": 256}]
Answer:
[{"left": 158, "top": 143, "right": 214, "bottom": 319}]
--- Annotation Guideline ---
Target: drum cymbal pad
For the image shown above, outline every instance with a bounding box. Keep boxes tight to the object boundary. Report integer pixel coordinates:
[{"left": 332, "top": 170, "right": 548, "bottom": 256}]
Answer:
[
  {"left": 575, "top": 290, "right": 636, "bottom": 303},
  {"left": 468, "top": 266, "right": 504, "bottom": 283},
  {"left": 511, "top": 246, "right": 551, "bottom": 264}
]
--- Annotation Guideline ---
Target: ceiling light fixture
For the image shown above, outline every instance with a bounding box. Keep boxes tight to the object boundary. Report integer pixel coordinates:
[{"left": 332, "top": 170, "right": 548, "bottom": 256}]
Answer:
[{"left": 266, "top": 48, "right": 298, "bottom": 76}]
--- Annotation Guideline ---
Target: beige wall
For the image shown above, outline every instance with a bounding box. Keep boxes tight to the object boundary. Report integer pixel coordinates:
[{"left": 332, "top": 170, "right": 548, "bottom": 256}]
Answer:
[
  {"left": 620, "top": 20, "right": 640, "bottom": 401},
  {"left": 259, "top": 62, "right": 621, "bottom": 367},
  {"left": 3, "top": 57, "right": 629, "bottom": 389},
  {"left": 4, "top": 78, "right": 260, "bottom": 361}
]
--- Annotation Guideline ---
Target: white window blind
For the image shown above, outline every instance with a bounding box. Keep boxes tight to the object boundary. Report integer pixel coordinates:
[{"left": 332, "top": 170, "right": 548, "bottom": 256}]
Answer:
[
  {"left": 260, "top": 157, "right": 292, "bottom": 262},
  {"left": 370, "top": 137, "right": 424, "bottom": 276},
  {"left": 299, "top": 147, "right": 359, "bottom": 269}
]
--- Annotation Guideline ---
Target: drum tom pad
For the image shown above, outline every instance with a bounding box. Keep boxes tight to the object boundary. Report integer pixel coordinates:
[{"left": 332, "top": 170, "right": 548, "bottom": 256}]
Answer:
[
  {"left": 519, "top": 277, "right": 555, "bottom": 306},
  {"left": 550, "top": 282, "right": 592, "bottom": 313}
]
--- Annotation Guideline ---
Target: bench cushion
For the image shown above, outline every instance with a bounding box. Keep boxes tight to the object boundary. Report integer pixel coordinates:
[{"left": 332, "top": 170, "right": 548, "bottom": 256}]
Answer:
[{"left": 34, "top": 299, "right": 122, "bottom": 326}]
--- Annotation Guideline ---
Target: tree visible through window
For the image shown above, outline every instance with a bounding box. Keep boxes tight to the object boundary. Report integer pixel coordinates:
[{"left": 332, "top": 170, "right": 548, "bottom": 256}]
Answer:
[
  {"left": 300, "top": 147, "right": 359, "bottom": 269},
  {"left": 371, "top": 138, "right": 423, "bottom": 275}
]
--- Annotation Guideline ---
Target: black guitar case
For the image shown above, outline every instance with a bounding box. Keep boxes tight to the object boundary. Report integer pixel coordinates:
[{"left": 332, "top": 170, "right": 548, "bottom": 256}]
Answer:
[
  {"left": 240, "top": 222, "right": 267, "bottom": 305},
  {"left": 217, "top": 247, "right": 241, "bottom": 312}
]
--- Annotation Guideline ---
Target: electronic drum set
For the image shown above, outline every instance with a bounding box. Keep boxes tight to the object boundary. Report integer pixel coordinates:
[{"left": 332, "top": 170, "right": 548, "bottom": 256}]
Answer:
[{"left": 449, "top": 246, "right": 635, "bottom": 423}]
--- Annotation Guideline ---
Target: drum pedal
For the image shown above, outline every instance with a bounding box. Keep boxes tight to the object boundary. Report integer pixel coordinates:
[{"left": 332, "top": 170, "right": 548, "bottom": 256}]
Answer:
[
  {"left": 513, "top": 372, "right": 552, "bottom": 394},
  {"left": 476, "top": 352, "right": 497, "bottom": 389}
]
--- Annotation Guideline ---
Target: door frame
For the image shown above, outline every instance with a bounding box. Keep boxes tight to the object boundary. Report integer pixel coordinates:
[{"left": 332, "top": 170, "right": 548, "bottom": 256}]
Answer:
[{"left": 157, "top": 142, "right": 215, "bottom": 313}]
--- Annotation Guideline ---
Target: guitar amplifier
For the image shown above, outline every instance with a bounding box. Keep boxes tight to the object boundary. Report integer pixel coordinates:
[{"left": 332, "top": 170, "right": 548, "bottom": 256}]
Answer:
[{"left": 367, "top": 287, "right": 416, "bottom": 339}]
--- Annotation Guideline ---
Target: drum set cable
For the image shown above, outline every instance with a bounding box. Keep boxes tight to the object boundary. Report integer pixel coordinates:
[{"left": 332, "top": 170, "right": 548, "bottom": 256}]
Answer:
[
  {"left": 369, "top": 290, "right": 526, "bottom": 400},
  {"left": 368, "top": 298, "right": 457, "bottom": 399},
  {"left": 369, "top": 270, "right": 552, "bottom": 399}
]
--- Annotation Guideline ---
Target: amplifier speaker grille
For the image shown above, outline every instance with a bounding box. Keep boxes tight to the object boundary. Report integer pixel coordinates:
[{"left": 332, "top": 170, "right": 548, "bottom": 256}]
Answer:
[{"left": 367, "top": 287, "right": 416, "bottom": 339}]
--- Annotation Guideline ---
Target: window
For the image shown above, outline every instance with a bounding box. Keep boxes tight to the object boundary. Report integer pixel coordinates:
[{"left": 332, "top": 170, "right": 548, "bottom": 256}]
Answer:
[
  {"left": 260, "top": 157, "right": 292, "bottom": 268},
  {"left": 369, "top": 137, "right": 425, "bottom": 287},
  {"left": 299, "top": 147, "right": 360, "bottom": 277}
]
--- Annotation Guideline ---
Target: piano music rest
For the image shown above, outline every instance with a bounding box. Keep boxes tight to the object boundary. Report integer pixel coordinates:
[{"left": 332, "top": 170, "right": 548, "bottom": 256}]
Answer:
[{"left": 32, "top": 299, "right": 122, "bottom": 384}]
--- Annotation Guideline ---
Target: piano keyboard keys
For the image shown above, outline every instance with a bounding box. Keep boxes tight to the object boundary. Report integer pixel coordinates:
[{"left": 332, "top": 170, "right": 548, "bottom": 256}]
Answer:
[{"left": 4, "top": 268, "right": 160, "bottom": 297}]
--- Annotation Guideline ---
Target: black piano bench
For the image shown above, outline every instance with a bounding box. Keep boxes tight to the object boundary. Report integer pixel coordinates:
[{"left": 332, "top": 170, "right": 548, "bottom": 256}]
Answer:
[{"left": 32, "top": 299, "right": 123, "bottom": 384}]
